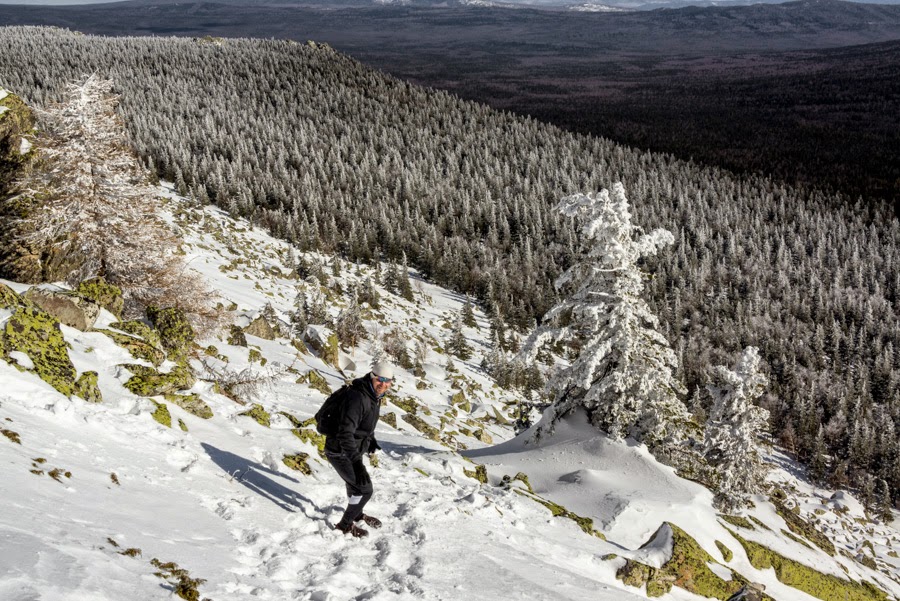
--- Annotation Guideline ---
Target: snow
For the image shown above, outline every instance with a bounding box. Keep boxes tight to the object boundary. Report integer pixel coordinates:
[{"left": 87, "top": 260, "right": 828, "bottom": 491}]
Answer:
[
  {"left": 1, "top": 184, "right": 899, "bottom": 600},
  {"left": 7, "top": 351, "right": 34, "bottom": 370}
]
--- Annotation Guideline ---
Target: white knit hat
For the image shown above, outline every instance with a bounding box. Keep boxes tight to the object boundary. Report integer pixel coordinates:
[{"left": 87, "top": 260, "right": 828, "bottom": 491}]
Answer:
[{"left": 372, "top": 361, "right": 395, "bottom": 380}]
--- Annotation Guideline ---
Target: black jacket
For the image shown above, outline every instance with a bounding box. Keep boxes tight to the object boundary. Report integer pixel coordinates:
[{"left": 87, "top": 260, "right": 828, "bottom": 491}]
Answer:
[{"left": 324, "top": 375, "right": 380, "bottom": 461}]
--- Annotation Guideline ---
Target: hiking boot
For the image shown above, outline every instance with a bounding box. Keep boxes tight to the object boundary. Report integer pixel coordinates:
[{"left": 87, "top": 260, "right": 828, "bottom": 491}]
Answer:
[
  {"left": 356, "top": 514, "right": 382, "bottom": 529},
  {"left": 335, "top": 521, "right": 368, "bottom": 538}
]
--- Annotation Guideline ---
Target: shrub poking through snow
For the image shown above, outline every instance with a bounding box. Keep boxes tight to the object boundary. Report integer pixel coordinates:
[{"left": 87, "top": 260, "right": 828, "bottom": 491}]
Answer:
[{"left": 150, "top": 558, "right": 207, "bottom": 601}]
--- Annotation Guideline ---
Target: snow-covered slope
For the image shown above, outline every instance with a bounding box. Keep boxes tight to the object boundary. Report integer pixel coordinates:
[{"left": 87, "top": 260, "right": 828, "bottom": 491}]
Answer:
[{"left": 1, "top": 185, "right": 898, "bottom": 601}]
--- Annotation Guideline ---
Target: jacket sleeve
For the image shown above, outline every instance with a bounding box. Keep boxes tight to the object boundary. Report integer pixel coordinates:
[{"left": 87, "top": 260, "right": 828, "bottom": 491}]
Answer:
[{"left": 336, "top": 392, "right": 365, "bottom": 458}]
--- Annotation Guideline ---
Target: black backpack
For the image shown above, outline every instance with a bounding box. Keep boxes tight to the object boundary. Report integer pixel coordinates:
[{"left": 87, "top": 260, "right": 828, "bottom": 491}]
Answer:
[{"left": 314, "top": 385, "right": 351, "bottom": 436}]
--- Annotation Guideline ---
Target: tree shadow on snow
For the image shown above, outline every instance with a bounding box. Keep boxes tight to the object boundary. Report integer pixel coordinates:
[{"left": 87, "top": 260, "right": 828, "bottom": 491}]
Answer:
[{"left": 201, "top": 443, "right": 321, "bottom": 516}]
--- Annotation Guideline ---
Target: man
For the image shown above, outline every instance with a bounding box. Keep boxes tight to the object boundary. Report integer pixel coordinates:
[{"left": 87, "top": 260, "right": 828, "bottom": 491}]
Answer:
[{"left": 325, "top": 361, "right": 394, "bottom": 537}]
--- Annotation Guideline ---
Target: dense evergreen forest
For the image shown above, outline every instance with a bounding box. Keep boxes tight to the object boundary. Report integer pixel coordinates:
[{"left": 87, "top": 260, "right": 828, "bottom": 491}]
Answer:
[{"left": 1, "top": 27, "right": 898, "bottom": 505}]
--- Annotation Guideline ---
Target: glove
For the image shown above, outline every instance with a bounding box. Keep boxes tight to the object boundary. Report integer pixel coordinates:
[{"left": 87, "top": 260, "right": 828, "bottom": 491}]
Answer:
[
  {"left": 352, "top": 460, "right": 370, "bottom": 487},
  {"left": 367, "top": 437, "right": 381, "bottom": 454}
]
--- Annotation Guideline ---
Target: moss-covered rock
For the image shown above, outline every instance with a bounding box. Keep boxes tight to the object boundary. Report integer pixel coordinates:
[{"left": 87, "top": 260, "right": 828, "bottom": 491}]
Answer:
[
  {"left": 227, "top": 324, "right": 247, "bottom": 347},
  {"left": 718, "top": 514, "right": 755, "bottom": 530},
  {"left": 146, "top": 306, "right": 194, "bottom": 357},
  {"left": 307, "top": 370, "right": 331, "bottom": 395},
  {"left": 401, "top": 413, "right": 440, "bottom": 441},
  {"left": 0, "top": 282, "right": 22, "bottom": 309},
  {"left": 282, "top": 452, "right": 312, "bottom": 475},
  {"left": 501, "top": 472, "right": 534, "bottom": 493},
  {"left": 239, "top": 403, "right": 270, "bottom": 427},
  {"left": 99, "top": 329, "right": 165, "bottom": 367},
  {"left": 292, "top": 428, "right": 326, "bottom": 458},
  {"left": 715, "top": 540, "right": 733, "bottom": 562},
  {"left": 773, "top": 500, "right": 835, "bottom": 556},
  {"left": 380, "top": 412, "right": 397, "bottom": 428},
  {"left": 464, "top": 463, "right": 488, "bottom": 484},
  {"left": 24, "top": 287, "right": 100, "bottom": 331},
  {"left": 450, "top": 390, "right": 471, "bottom": 412},
  {"left": 74, "top": 371, "right": 102, "bottom": 403},
  {"left": 75, "top": 277, "right": 123, "bottom": 318},
  {"left": 244, "top": 315, "right": 277, "bottom": 340},
  {"left": 164, "top": 393, "right": 212, "bottom": 419},
  {"left": 122, "top": 363, "right": 195, "bottom": 396},
  {"left": 178, "top": 419, "right": 188, "bottom": 432},
  {"left": 1, "top": 305, "right": 77, "bottom": 396},
  {"left": 111, "top": 320, "right": 163, "bottom": 350},
  {"left": 617, "top": 524, "right": 748, "bottom": 599},
  {"left": 730, "top": 529, "right": 887, "bottom": 601},
  {"left": 151, "top": 401, "right": 172, "bottom": 428},
  {"left": 472, "top": 428, "right": 493, "bottom": 444},
  {"left": 303, "top": 327, "right": 338, "bottom": 367}
]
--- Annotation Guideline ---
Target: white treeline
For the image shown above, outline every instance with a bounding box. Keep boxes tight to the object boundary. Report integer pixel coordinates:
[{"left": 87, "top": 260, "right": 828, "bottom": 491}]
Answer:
[
  {"left": 703, "top": 346, "right": 770, "bottom": 511},
  {"left": 521, "top": 183, "right": 690, "bottom": 451}
]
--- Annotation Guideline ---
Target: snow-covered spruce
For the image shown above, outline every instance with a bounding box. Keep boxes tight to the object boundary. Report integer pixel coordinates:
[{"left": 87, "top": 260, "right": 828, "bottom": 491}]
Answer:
[
  {"left": 703, "top": 346, "right": 770, "bottom": 512},
  {"left": 521, "top": 183, "right": 692, "bottom": 452}
]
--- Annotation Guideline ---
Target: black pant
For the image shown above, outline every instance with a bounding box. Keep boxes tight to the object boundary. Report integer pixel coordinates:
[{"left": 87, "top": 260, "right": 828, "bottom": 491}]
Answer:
[{"left": 326, "top": 452, "right": 374, "bottom": 527}]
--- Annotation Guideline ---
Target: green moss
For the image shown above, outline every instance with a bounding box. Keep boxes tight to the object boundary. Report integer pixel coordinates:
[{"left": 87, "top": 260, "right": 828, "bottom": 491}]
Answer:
[
  {"left": 291, "top": 428, "right": 326, "bottom": 458},
  {"left": 782, "top": 529, "right": 814, "bottom": 550},
  {"left": 122, "top": 363, "right": 195, "bottom": 396},
  {"left": 1, "top": 428, "right": 21, "bottom": 444},
  {"left": 164, "top": 393, "right": 212, "bottom": 419},
  {"left": 501, "top": 472, "right": 534, "bottom": 493},
  {"left": 99, "top": 329, "right": 165, "bottom": 367},
  {"left": 464, "top": 463, "right": 488, "bottom": 484},
  {"left": 773, "top": 500, "right": 835, "bottom": 556},
  {"left": 401, "top": 413, "right": 440, "bottom": 440},
  {"left": 0, "top": 282, "right": 21, "bottom": 309},
  {"left": 110, "top": 320, "right": 163, "bottom": 350},
  {"left": 381, "top": 412, "right": 397, "bottom": 428},
  {"left": 719, "top": 514, "right": 755, "bottom": 530},
  {"left": 516, "top": 489, "right": 606, "bottom": 539},
  {"left": 276, "top": 410, "right": 304, "bottom": 428},
  {"left": 248, "top": 348, "right": 263, "bottom": 363},
  {"left": 74, "top": 371, "right": 103, "bottom": 403},
  {"left": 450, "top": 390, "right": 470, "bottom": 411},
  {"left": 715, "top": 540, "right": 733, "bottom": 562},
  {"left": 239, "top": 403, "right": 270, "bottom": 427},
  {"left": 307, "top": 370, "right": 331, "bottom": 395},
  {"left": 393, "top": 396, "right": 427, "bottom": 415},
  {"left": 227, "top": 325, "right": 247, "bottom": 347},
  {"left": 730, "top": 529, "right": 887, "bottom": 601},
  {"left": 75, "top": 277, "right": 123, "bottom": 318},
  {"left": 618, "top": 524, "right": 747, "bottom": 599},
  {"left": 1, "top": 305, "right": 77, "bottom": 396},
  {"left": 151, "top": 401, "right": 172, "bottom": 428},
  {"left": 282, "top": 452, "right": 312, "bottom": 475},
  {"left": 749, "top": 516, "right": 771, "bottom": 531},
  {"left": 178, "top": 419, "right": 188, "bottom": 432},
  {"left": 146, "top": 306, "right": 194, "bottom": 357},
  {"left": 472, "top": 428, "right": 493, "bottom": 444}
]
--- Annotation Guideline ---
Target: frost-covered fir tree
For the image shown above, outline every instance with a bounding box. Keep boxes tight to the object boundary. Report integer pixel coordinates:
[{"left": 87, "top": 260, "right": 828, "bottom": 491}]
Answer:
[
  {"left": 521, "top": 183, "right": 690, "bottom": 449},
  {"left": 446, "top": 312, "right": 473, "bottom": 361},
  {"left": 11, "top": 75, "right": 208, "bottom": 319},
  {"left": 703, "top": 346, "right": 770, "bottom": 512}
]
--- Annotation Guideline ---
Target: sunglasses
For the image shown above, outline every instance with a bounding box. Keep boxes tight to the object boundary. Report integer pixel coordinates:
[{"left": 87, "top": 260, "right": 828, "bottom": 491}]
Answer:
[{"left": 374, "top": 376, "right": 394, "bottom": 384}]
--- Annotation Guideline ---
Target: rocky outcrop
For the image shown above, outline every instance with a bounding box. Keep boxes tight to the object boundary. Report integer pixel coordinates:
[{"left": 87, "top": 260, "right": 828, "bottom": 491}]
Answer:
[
  {"left": 244, "top": 315, "right": 277, "bottom": 340},
  {"left": 24, "top": 287, "right": 101, "bottom": 331},
  {"left": 1, "top": 303, "right": 78, "bottom": 397},
  {"left": 75, "top": 277, "right": 123, "bottom": 318}
]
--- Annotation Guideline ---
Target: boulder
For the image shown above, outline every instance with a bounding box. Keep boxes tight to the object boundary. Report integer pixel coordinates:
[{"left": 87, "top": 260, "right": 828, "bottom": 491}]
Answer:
[
  {"left": 244, "top": 315, "right": 277, "bottom": 340},
  {"left": 1, "top": 305, "right": 77, "bottom": 396},
  {"left": 146, "top": 306, "right": 194, "bottom": 356},
  {"left": 122, "top": 363, "right": 195, "bottom": 397},
  {"left": 303, "top": 325, "right": 339, "bottom": 367},
  {"left": 75, "top": 277, "right": 123, "bottom": 318},
  {"left": 164, "top": 393, "right": 212, "bottom": 419},
  {"left": 25, "top": 287, "right": 100, "bottom": 331},
  {"left": 74, "top": 371, "right": 103, "bottom": 403}
]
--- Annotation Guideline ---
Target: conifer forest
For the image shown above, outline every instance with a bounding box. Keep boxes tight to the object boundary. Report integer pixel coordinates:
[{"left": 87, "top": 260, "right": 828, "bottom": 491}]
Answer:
[{"left": 1, "top": 26, "right": 898, "bottom": 506}]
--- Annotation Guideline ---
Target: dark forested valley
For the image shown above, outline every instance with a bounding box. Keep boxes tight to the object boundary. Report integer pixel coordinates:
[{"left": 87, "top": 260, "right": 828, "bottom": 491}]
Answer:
[{"left": 1, "top": 19, "right": 899, "bottom": 508}]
